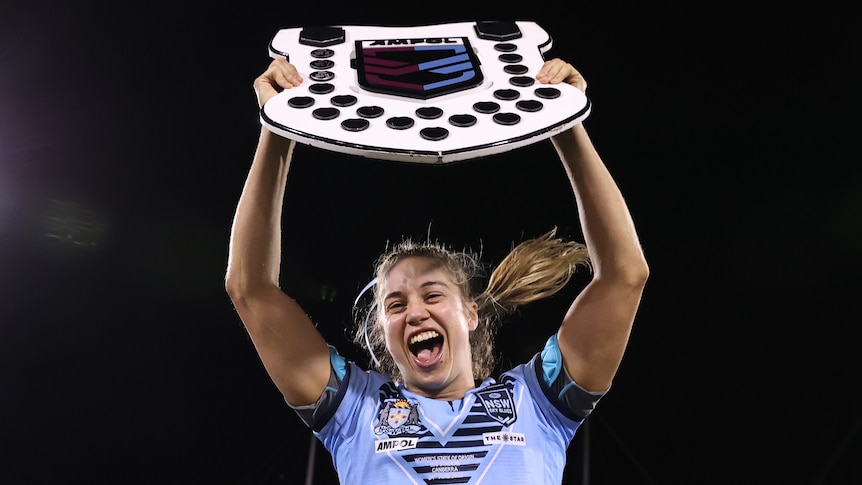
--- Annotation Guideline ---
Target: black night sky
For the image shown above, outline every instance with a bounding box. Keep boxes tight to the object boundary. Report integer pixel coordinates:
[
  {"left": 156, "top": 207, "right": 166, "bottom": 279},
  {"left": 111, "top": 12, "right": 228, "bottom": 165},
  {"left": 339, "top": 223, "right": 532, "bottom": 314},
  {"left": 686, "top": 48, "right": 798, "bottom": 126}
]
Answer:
[{"left": 1, "top": 2, "right": 859, "bottom": 484}]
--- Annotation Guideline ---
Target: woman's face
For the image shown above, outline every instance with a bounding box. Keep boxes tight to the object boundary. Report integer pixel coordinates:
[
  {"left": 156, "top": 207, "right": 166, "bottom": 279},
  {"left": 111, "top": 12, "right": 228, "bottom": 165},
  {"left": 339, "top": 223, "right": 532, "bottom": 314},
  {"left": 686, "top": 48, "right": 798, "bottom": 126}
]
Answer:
[{"left": 380, "top": 256, "right": 478, "bottom": 400}]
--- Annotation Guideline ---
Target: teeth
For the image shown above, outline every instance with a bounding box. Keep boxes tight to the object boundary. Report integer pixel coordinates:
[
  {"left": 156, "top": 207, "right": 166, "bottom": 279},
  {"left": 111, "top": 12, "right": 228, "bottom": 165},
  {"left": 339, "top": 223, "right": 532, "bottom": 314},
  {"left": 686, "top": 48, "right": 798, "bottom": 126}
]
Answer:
[{"left": 410, "top": 331, "right": 440, "bottom": 345}]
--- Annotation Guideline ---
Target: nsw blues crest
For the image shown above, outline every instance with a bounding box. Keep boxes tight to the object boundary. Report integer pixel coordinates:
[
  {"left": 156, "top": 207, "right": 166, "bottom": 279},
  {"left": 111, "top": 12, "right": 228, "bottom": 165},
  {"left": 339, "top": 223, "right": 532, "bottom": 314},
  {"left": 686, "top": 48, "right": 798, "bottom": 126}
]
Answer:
[{"left": 477, "top": 384, "right": 517, "bottom": 426}]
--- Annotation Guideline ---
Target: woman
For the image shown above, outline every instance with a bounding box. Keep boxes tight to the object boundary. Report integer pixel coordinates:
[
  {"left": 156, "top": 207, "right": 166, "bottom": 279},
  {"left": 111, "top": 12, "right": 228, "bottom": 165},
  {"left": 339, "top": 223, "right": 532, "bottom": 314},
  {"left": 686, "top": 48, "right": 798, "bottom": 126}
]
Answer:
[{"left": 225, "top": 57, "right": 648, "bottom": 483}]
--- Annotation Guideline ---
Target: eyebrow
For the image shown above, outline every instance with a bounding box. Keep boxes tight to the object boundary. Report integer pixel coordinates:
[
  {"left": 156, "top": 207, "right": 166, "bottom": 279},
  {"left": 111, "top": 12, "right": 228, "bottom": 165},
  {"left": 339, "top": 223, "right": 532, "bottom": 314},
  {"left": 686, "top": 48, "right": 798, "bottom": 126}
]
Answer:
[{"left": 383, "top": 280, "right": 448, "bottom": 301}]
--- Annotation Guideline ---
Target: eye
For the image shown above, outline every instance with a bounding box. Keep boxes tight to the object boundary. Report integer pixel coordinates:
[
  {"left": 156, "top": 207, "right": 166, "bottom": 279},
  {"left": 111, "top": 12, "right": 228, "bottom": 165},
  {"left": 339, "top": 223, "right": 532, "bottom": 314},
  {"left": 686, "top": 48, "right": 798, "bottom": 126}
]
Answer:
[
  {"left": 425, "top": 293, "right": 443, "bottom": 302},
  {"left": 386, "top": 301, "right": 406, "bottom": 313}
]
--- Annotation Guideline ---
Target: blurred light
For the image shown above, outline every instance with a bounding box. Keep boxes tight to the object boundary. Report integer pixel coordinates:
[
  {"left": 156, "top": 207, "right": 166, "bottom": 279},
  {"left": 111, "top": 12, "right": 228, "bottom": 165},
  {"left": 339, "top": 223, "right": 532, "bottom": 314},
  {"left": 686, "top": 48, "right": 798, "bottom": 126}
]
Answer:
[
  {"left": 0, "top": 178, "right": 11, "bottom": 240},
  {"left": 297, "top": 281, "right": 338, "bottom": 303},
  {"left": 39, "top": 198, "right": 106, "bottom": 251}
]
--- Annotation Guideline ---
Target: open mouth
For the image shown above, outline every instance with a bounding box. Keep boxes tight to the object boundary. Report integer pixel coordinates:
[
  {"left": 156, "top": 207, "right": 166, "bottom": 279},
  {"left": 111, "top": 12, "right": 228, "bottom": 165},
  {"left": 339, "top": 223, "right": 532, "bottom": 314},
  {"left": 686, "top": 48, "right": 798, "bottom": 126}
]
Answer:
[{"left": 408, "top": 330, "right": 444, "bottom": 366}]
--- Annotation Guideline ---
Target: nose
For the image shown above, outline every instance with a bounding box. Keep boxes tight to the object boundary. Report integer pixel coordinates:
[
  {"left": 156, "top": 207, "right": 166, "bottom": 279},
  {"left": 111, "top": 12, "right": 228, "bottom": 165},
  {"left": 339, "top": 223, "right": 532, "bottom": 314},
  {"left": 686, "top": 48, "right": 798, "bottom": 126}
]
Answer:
[{"left": 405, "top": 298, "right": 428, "bottom": 326}]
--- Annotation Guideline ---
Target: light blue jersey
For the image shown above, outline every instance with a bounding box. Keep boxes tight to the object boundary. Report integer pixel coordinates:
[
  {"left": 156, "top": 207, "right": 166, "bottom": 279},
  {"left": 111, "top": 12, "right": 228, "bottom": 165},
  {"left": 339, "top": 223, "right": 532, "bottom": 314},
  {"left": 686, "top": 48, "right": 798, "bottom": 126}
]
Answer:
[{"left": 291, "top": 335, "right": 606, "bottom": 484}]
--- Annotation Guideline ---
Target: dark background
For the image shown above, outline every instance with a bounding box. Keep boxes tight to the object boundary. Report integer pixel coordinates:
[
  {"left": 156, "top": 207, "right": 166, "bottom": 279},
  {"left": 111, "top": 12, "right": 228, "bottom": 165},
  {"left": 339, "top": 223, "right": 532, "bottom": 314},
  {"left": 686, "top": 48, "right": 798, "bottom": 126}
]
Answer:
[{"left": 1, "top": 2, "right": 859, "bottom": 484}]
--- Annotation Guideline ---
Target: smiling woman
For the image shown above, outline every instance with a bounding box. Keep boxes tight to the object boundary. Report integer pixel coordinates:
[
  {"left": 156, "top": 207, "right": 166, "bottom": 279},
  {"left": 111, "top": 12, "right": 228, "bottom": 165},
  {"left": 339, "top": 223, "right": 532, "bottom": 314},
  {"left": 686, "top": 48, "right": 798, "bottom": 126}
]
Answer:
[
  {"left": 353, "top": 232, "right": 590, "bottom": 397},
  {"left": 225, "top": 56, "right": 649, "bottom": 484}
]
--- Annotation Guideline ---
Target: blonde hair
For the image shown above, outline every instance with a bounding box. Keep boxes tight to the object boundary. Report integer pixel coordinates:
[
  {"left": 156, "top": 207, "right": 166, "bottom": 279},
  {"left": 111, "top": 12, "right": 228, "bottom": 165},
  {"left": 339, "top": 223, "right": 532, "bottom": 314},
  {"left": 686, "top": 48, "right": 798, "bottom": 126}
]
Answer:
[{"left": 352, "top": 228, "right": 591, "bottom": 381}]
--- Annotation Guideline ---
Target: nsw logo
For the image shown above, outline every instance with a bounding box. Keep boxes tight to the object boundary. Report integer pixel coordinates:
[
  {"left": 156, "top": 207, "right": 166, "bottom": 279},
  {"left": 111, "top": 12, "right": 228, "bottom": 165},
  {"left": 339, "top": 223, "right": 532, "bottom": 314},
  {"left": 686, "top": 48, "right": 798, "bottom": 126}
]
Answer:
[{"left": 477, "top": 386, "right": 517, "bottom": 426}]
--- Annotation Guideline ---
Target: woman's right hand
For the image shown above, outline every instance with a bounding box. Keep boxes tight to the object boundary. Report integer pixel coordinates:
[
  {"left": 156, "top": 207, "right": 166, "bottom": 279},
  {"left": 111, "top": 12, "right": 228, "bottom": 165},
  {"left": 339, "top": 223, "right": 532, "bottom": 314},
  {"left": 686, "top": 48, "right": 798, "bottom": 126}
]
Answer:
[{"left": 253, "top": 58, "right": 304, "bottom": 108}]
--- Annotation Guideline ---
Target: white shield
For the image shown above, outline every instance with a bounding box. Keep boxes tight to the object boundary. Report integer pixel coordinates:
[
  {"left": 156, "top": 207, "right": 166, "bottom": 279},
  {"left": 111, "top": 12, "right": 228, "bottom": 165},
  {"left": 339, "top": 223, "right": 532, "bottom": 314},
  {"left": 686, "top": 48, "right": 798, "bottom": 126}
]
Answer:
[{"left": 387, "top": 407, "right": 409, "bottom": 427}]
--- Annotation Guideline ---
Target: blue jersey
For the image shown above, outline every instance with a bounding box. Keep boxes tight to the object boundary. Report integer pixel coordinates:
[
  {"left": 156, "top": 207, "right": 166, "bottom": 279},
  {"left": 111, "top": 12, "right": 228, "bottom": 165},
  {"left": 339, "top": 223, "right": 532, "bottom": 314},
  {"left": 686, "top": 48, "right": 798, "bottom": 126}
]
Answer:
[{"left": 291, "top": 335, "right": 605, "bottom": 484}]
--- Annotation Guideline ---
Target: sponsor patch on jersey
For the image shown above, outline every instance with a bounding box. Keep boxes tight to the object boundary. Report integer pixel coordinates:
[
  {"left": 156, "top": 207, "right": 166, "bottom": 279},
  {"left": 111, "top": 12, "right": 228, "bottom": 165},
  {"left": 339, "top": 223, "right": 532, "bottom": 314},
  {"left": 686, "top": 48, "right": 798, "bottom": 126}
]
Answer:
[
  {"left": 375, "top": 436, "right": 419, "bottom": 453},
  {"left": 482, "top": 431, "right": 526, "bottom": 446},
  {"left": 476, "top": 385, "right": 517, "bottom": 426}
]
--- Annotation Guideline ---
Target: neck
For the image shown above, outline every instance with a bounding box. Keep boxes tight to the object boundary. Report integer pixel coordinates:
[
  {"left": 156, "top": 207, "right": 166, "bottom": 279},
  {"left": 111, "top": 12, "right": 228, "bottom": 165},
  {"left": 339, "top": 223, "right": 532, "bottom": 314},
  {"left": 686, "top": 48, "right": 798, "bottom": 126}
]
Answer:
[{"left": 403, "top": 379, "right": 476, "bottom": 401}]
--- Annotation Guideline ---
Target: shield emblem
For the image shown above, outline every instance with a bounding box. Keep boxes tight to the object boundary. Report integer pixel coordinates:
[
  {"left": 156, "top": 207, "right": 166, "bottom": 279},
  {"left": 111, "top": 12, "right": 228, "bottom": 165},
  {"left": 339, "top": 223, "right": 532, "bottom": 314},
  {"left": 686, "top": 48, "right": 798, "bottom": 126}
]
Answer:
[
  {"left": 477, "top": 386, "right": 517, "bottom": 426},
  {"left": 355, "top": 36, "right": 484, "bottom": 100},
  {"left": 387, "top": 407, "right": 410, "bottom": 427}
]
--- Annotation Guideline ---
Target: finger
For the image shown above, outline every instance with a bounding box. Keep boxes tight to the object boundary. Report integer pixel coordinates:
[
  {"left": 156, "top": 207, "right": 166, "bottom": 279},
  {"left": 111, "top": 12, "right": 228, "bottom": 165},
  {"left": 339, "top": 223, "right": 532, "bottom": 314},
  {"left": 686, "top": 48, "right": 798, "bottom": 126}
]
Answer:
[
  {"left": 536, "top": 58, "right": 569, "bottom": 84},
  {"left": 535, "top": 58, "right": 561, "bottom": 83},
  {"left": 253, "top": 59, "right": 306, "bottom": 107},
  {"left": 270, "top": 58, "right": 303, "bottom": 88},
  {"left": 536, "top": 58, "right": 587, "bottom": 92}
]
